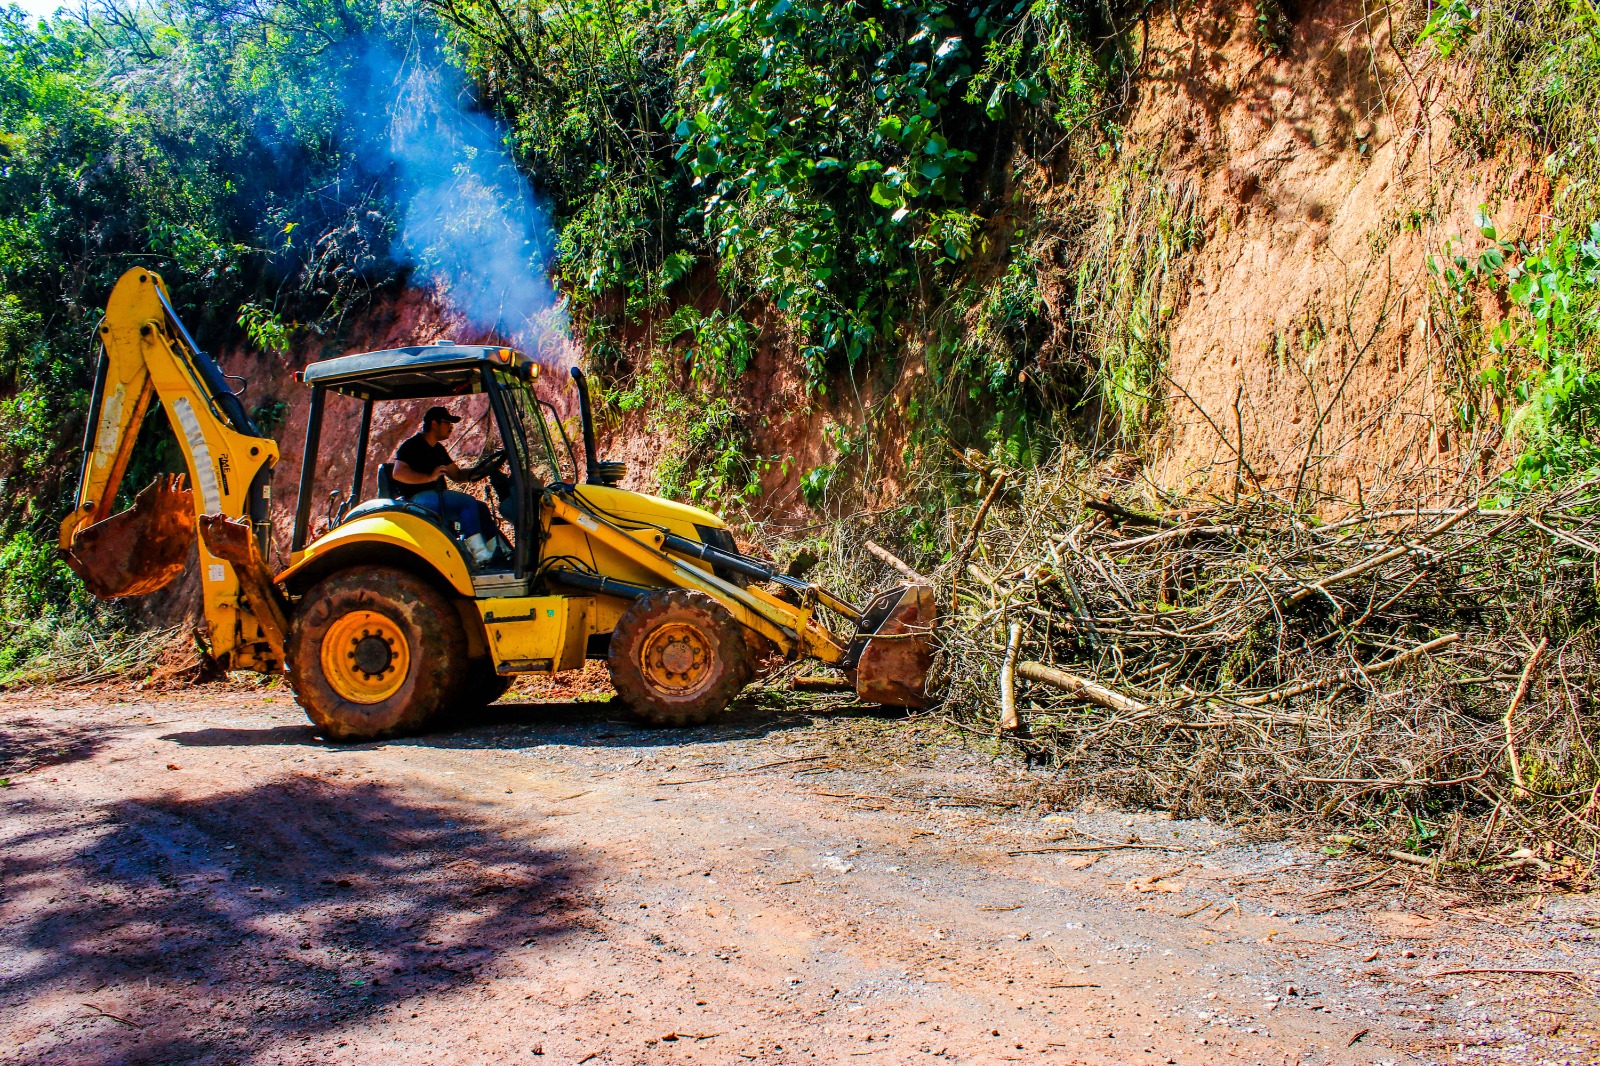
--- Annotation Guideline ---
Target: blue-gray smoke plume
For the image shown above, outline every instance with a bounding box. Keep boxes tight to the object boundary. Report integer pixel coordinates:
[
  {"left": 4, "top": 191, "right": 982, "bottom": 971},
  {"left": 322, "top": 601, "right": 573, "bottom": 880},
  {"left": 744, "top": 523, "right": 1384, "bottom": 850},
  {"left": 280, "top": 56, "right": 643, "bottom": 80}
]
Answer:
[{"left": 353, "top": 42, "right": 566, "bottom": 362}]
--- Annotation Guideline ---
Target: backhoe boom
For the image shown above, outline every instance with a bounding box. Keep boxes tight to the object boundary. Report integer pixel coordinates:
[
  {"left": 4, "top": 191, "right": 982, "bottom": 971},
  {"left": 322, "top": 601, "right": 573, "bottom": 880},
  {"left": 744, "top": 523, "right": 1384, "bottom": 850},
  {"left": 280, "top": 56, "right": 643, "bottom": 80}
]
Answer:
[{"left": 60, "top": 268, "right": 283, "bottom": 671}]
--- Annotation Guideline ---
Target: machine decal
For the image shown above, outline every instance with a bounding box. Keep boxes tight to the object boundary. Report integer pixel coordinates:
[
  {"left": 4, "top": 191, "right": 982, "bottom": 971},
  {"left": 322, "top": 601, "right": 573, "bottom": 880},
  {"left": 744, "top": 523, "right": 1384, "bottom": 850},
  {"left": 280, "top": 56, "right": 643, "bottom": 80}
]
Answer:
[
  {"left": 171, "top": 396, "right": 224, "bottom": 513},
  {"left": 91, "top": 383, "right": 127, "bottom": 475}
]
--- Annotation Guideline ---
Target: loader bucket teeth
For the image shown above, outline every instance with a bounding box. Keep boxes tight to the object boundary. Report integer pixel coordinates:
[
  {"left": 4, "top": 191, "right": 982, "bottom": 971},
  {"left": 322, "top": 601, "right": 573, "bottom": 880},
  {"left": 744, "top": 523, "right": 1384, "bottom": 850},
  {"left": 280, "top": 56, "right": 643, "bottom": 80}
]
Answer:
[
  {"left": 847, "top": 582, "right": 935, "bottom": 708},
  {"left": 62, "top": 474, "right": 195, "bottom": 598}
]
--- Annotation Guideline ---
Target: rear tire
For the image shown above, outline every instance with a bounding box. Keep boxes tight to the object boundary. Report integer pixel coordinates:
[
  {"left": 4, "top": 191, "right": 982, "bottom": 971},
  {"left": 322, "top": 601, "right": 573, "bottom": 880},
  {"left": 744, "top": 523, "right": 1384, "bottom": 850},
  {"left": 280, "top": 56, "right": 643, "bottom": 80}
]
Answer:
[
  {"left": 289, "top": 566, "right": 467, "bottom": 741},
  {"left": 608, "top": 589, "right": 751, "bottom": 727}
]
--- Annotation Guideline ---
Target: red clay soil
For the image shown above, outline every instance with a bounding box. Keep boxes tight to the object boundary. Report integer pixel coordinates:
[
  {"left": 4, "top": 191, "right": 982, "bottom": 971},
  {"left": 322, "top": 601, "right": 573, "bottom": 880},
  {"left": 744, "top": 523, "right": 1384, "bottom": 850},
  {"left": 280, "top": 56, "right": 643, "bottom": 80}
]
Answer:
[
  {"left": 1124, "top": 0, "right": 1548, "bottom": 503},
  {"left": 2, "top": 686, "right": 1594, "bottom": 1065}
]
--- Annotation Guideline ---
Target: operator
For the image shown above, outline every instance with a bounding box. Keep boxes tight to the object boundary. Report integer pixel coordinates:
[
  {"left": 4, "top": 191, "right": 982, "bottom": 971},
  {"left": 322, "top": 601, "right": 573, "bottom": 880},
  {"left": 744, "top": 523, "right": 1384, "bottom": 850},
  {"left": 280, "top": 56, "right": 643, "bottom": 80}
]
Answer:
[{"left": 391, "top": 406, "right": 504, "bottom": 566}]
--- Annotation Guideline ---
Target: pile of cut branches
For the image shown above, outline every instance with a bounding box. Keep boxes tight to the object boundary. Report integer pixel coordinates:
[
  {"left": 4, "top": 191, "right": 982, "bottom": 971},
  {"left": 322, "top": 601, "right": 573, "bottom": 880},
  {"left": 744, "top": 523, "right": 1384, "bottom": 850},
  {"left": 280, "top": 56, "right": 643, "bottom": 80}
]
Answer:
[{"left": 917, "top": 467, "right": 1600, "bottom": 893}]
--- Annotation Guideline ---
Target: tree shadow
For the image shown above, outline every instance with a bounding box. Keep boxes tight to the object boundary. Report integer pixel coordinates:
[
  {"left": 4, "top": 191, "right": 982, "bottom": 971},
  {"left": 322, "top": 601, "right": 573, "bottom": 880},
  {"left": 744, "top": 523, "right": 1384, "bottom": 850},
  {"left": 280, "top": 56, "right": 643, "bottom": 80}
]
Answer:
[
  {"left": 0, "top": 715, "right": 112, "bottom": 777},
  {"left": 0, "top": 774, "right": 589, "bottom": 1065}
]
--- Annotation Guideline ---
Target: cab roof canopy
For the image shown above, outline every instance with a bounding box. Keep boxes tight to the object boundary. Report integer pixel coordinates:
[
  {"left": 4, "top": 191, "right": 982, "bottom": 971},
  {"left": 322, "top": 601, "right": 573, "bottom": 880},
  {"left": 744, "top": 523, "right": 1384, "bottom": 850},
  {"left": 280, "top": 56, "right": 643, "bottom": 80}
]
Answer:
[{"left": 300, "top": 344, "right": 534, "bottom": 400}]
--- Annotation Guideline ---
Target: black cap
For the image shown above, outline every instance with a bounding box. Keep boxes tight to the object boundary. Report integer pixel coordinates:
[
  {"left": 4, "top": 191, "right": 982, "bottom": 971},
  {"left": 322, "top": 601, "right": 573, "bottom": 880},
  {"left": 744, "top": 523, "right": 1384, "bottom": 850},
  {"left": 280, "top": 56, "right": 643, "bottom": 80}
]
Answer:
[{"left": 423, "top": 405, "right": 461, "bottom": 426}]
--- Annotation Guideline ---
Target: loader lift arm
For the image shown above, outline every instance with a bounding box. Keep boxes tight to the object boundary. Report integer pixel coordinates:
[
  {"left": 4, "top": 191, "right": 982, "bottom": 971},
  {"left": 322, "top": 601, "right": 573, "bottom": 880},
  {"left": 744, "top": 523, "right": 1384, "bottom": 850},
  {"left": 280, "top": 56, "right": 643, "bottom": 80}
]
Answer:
[{"left": 59, "top": 268, "right": 285, "bottom": 672}]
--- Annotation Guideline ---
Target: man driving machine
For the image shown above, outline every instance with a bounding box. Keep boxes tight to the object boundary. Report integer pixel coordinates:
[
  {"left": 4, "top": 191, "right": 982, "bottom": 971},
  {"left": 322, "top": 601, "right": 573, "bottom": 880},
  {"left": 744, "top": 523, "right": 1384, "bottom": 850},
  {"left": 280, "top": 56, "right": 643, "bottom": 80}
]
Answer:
[{"left": 391, "top": 405, "right": 507, "bottom": 566}]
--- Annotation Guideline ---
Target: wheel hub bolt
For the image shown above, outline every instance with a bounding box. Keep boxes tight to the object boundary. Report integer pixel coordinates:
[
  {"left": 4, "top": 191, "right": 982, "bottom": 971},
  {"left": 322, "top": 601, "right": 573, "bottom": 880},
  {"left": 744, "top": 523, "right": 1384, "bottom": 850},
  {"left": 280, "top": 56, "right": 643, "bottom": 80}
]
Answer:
[{"left": 351, "top": 632, "right": 395, "bottom": 678}]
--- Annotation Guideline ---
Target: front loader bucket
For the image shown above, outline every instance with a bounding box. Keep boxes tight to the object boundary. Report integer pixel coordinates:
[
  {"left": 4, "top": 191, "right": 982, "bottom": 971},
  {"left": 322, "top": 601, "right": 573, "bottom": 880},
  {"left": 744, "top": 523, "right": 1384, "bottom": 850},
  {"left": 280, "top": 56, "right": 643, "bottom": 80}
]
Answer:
[
  {"left": 61, "top": 474, "right": 195, "bottom": 598},
  {"left": 847, "top": 582, "right": 935, "bottom": 708}
]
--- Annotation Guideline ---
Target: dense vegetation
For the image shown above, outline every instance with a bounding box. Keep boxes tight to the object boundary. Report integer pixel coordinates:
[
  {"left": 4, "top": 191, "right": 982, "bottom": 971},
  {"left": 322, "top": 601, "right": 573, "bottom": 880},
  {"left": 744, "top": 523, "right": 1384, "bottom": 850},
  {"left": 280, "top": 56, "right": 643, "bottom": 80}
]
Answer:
[
  {"left": 1420, "top": 0, "right": 1600, "bottom": 494},
  {"left": 1, "top": 0, "right": 1598, "bottom": 676},
  {"left": 0, "top": 0, "right": 1132, "bottom": 669}
]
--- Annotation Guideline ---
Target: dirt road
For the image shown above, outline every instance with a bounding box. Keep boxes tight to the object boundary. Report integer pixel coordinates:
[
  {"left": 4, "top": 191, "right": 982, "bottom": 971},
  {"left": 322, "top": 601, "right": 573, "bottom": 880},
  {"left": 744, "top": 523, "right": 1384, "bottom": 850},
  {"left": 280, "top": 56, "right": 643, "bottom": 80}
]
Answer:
[{"left": 1, "top": 685, "right": 1594, "bottom": 1065}]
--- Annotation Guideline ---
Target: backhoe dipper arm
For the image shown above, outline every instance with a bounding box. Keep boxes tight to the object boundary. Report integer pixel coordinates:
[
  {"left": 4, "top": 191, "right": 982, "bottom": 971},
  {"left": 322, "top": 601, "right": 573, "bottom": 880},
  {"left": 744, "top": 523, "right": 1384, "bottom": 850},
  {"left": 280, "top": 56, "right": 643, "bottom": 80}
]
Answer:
[{"left": 60, "top": 268, "right": 284, "bottom": 671}]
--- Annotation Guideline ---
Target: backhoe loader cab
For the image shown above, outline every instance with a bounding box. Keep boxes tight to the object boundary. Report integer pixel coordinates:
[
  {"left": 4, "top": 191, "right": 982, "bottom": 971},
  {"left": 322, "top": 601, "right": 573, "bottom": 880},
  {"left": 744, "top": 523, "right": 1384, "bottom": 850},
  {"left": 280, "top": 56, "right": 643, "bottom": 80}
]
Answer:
[{"left": 62, "top": 268, "right": 934, "bottom": 741}]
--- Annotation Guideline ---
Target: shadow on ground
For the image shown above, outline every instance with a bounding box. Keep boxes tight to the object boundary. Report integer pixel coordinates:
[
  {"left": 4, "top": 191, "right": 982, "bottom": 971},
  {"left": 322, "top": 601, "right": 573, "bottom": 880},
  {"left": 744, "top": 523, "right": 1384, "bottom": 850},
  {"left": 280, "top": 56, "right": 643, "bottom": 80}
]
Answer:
[
  {"left": 0, "top": 774, "right": 589, "bottom": 1065},
  {"left": 0, "top": 715, "right": 113, "bottom": 777},
  {"left": 161, "top": 692, "right": 902, "bottom": 753}
]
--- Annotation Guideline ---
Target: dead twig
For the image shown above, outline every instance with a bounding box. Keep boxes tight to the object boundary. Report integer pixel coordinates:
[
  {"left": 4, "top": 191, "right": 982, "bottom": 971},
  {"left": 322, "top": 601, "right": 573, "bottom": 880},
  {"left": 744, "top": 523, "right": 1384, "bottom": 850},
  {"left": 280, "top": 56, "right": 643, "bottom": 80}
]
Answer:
[
  {"left": 1504, "top": 636, "right": 1548, "bottom": 794},
  {"left": 81, "top": 1004, "right": 144, "bottom": 1029},
  {"left": 658, "top": 755, "right": 830, "bottom": 786},
  {"left": 1008, "top": 842, "right": 1183, "bottom": 855},
  {"left": 1425, "top": 967, "right": 1584, "bottom": 982}
]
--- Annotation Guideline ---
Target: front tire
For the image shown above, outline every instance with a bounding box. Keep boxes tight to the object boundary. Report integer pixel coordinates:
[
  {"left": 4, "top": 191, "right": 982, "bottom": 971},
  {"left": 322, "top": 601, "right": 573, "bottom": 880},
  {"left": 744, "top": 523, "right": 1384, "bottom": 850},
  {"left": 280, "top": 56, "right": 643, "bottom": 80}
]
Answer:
[
  {"left": 289, "top": 566, "right": 467, "bottom": 741},
  {"left": 608, "top": 589, "right": 751, "bottom": 727}
]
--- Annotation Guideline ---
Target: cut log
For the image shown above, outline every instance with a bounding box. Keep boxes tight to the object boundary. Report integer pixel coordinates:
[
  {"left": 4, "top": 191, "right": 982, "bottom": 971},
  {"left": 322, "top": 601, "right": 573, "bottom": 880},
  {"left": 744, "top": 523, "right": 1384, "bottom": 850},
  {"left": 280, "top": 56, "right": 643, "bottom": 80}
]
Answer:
[
  {"left": 866, "top": 540, "right": 927, "bottom": 583},
  {"left": 793, "top": 675, "right": 855, "bottom": 693},
  {"left": 1504, "top": 636, "right": 1548, "bottom": 793},
  {"left": 1016, "top": 661, "right": 1149, "bottom": 715},
  {"left": 1000, "top": 621, "right": 1023, "bottom": 731}
]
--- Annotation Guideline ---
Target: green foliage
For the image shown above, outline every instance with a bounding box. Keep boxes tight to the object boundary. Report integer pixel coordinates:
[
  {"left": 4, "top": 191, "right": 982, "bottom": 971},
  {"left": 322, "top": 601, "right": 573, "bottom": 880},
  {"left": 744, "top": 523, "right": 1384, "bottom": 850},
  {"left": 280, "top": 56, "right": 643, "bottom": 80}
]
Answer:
[
  {"left": 503, "top": 0, "right": 1108, "bottom": 391},
  {"left": 0, "top": 525, "right": 137, "bottom": 683},
  {"left": 430, "top": 0, "right": 685, "bottom": 316},
  {"left": 435, "top": 0, "right": 1131, "bottom": 508},
  {"left": 1434, "top": 216, "right": 1600, "bottom": 490},
  {"left": 661, "top": 305, "right": 754, "bottom": 384},
  {"left": 613, "top": 310, "right": 769, "bottom": 505},
  {"left": 237, "top": 304, "right": 294, "bottom": 356},
  {"left": 650, "top": 393, "right": 766, "bottom": 505},
  {"left": 1081, "top": 165, "right": 1203, "bottom": 437},
  {"left": 658, "top": 0, "right": 1110, "bottom": 386},
  {"left": 798, "top": 421, "right": 868, "bottom": 506},
  {"left": 1437, "top": 0, "right": 1600, "bottom": 216},
  {"left": 965, "top": 252, "right": 1045, "bottom": 397},
  {"left": 1416, "top": 0, "right": 1479, "bottom": 58},
  {"left": 250, "top": 397, "right": 292, "bottom": 437},
  {"left": 673, "top": 0, "right": 985, "bottom": 379},
  {"left": 799, "top": 464, "right": 834, "bottom": 506},
  {"left": 965, "top": 0, "right": 1102, "bottom": 126},
  {"left": 1252, "top": 0, "right": 1291, "bottom": 55}
]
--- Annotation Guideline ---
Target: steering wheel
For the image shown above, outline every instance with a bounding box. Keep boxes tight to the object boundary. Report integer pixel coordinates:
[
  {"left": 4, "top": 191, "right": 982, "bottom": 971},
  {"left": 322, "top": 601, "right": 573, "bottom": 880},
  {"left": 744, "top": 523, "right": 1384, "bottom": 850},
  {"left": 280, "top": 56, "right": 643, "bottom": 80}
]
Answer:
[{"left": 465, "top": 449, "right": 507, "bottom": 480}]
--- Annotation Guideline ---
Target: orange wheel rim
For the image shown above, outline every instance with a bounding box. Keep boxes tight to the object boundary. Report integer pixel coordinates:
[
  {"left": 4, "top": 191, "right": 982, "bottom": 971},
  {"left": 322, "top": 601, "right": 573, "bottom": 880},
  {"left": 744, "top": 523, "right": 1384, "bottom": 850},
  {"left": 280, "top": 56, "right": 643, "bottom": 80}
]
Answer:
[
  {"left": 639, "top": 622, "right": 714, "bottom": 696},
  {"left": 321, "top": 609, "right": 410, "bottom": 704}
]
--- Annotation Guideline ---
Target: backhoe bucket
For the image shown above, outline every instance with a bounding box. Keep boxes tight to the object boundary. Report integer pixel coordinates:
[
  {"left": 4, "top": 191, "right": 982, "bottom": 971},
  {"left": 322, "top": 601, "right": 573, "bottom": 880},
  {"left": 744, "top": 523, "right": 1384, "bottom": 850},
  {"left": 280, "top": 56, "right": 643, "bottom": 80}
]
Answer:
[
  {"left": 847, "top": 582, "right": 935, "bottom": 708},
  {"left": 61, "top": 474, "right": 195, "bottom": 598}
]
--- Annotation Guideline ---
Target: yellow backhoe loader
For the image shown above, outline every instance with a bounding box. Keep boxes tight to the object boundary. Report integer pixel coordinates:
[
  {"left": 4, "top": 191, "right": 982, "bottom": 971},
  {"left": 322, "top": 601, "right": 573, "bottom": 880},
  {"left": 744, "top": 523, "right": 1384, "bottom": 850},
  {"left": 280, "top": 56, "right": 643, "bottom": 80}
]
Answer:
[{"left": 59, "top": 268, "right": 933, "bottom": 739}]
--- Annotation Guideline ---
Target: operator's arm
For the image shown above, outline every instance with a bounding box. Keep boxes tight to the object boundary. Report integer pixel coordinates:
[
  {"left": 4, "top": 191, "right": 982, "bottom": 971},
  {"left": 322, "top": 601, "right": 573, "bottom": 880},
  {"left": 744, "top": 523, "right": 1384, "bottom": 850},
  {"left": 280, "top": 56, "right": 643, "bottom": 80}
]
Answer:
[{"left": 391, "top": 458, "right": 461, "bottom": 484}]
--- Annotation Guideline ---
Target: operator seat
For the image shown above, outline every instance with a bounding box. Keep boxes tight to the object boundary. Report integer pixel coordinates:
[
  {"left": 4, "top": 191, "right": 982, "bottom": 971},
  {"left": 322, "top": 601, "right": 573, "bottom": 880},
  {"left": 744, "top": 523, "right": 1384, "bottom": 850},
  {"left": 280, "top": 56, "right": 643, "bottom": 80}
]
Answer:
[
  {"left": 376, "top": 462, "right": 398, "bottom": 499},
  {"left": 338, "top": 461, "right": 447, "bottom": 533}
]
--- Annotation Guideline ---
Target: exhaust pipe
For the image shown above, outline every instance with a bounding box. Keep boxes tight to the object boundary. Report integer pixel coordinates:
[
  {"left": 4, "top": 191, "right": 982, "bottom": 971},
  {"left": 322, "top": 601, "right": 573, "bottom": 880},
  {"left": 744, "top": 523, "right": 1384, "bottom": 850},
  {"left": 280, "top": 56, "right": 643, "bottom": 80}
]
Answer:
[{"left": 570, "top": 366, "right": 601, "bottom": 486}]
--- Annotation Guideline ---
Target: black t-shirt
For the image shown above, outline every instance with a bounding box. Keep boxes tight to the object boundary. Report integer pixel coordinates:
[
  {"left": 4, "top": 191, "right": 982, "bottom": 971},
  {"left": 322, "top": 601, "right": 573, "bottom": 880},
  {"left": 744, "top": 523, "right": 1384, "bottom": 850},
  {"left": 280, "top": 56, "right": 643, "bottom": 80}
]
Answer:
[{"left": 393, "top": 434, "right": 453, "bottom": 498}]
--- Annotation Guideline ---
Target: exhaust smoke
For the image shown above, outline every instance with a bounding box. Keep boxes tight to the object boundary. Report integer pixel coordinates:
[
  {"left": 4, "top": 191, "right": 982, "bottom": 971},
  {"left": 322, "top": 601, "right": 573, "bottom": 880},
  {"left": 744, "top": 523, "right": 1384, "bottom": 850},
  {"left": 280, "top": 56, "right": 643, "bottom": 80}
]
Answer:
[{"left": 344, "top": 38, "right": 572, "bottom": 370}]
